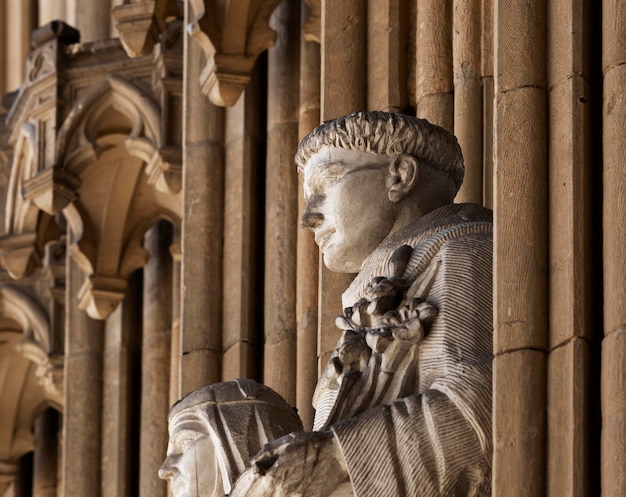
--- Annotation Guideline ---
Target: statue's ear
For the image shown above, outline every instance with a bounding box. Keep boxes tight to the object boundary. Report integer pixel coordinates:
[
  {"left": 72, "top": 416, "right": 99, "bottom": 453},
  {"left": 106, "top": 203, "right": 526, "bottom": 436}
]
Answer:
[{"left": 388, "top": 154, "right": 419, "bottom": 202}]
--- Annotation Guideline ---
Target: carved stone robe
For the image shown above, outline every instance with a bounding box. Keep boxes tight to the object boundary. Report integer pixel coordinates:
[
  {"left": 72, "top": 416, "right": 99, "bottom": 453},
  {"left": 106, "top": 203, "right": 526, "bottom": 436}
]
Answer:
[{"left": 320, "top": 203, "right": 493, "bottom": 497}]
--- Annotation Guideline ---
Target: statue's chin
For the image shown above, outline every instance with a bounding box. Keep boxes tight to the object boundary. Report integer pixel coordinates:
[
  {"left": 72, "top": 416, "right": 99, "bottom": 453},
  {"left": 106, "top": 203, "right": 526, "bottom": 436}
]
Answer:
[{"left": 322, "top": 252, "right": 361, "bottom": 274}]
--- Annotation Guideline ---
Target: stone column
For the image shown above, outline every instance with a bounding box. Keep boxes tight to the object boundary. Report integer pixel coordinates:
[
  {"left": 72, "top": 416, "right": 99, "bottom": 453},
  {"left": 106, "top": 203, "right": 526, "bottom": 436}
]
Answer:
[
  {"left": 140, "top": 222, "right": 172, "bottom": 497},
  {"left": 0, "top": 1, "right": 6, "bottom": 98},
  {"left": 481, "top": 0, "right": 494, "bottom": 209},
  {"left": 102, "top": 287, "right": 139, "bottom": 497},
  {"left": 5, "top": 0, "right": 34, "bottom": 91},
  {"left": 546, "top": 1, "right": 593, "bottom": 496},
  {"left": 74, "top": 0, "right": 111, "bottom": 42},
  {"left": 180, "top": 0, "right": 225, "bottom": 395},
  {"left": 33, "top": 409, "right": 59, "bottom": 497},
  {"left": 38, "top": 0, "right": 66, "bottom": 27},
  {"left": 453, "top": 0, "right": 483, "bottom": 204},
  {"left": 264, "top": 0, "right": 300, "bottom": 406},
  {"left": 493, "top": 1, "right": 548, "bottom": 496},
  {"left": 602, "top": 1, "right": 626, "bottom": 496},
  {"left": 170, "top": 258, "right": 181, "bottom": 405},
  {"left": 367, "top": 0, "right": 407, "bottom": 112},
  {"left": 296, "top": 1, "right": 321, "bottom": 431},
  {"left": 62, "top": 255, "right": 104, "bottom": 497},
  {"left": 318, "top": 0, "right": 366, "bottom": 370},
  {"left": 414, "top": 0, "right": 454, "bottom": 133},
  {"left": 221, "top": 69, "right": 264, "bottom": 382}
]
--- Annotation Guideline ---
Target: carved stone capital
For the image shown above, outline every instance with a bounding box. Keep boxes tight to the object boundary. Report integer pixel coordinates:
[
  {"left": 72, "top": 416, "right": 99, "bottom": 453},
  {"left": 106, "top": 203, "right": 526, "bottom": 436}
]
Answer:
[
  {"left": 77, "top": 274, "right": 128, "bottom": 321},
  {"left": 112, "top": 0, "right": 180, "bottom": 58},
  {"left": 17, "top": 345, "right": 64, "bottom": 410},
  {"left": 22, "top": 166, "right": 81, "bottom": 215},
  {"left": 188, "top": 0, "right": 283, "bottom": 106},
  {"left": 0, "top": 233, "right": 42, "bottom": 279}
]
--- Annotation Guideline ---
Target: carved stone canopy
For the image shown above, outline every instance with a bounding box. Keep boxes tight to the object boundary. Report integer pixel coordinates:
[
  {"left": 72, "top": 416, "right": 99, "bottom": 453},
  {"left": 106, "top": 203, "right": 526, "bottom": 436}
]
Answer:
[{"left": 187, "top": 0, "right": 283, "bottom": 106}]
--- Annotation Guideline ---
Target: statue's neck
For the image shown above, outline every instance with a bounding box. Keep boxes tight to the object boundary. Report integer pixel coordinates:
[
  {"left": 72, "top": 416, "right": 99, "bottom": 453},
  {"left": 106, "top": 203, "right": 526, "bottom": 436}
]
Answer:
[{"left": 343, "top": 203, "right": 492, "bottom": 307}]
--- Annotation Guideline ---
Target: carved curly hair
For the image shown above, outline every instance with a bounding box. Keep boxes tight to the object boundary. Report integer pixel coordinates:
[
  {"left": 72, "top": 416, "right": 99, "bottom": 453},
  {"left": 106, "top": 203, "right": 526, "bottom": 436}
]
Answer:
[{"left": 295, "top": 111, "right": 464, "bottom": 192}]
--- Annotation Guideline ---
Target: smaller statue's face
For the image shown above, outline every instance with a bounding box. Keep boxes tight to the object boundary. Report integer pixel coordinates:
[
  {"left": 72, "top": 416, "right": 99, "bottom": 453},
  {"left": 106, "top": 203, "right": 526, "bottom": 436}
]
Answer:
[
  {"left": 301, "top": 146, "right": 397, "bottom": 272},
  {"left": 158, "top": 413, "right": 224, "bottom": 497}
]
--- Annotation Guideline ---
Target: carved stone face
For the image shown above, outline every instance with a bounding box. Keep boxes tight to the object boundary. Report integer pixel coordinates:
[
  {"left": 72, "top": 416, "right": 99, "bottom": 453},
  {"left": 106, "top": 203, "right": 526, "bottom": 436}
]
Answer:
[
  {"left": 158, "top": 410, "right": 224, "bottom": 497},
  {"left": 301, "top": 146, "right": 397, "bottom": 272}
]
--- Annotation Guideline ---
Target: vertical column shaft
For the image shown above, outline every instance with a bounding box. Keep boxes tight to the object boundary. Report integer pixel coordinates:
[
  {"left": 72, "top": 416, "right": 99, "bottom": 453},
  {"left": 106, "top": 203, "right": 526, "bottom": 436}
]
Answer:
[
  {"left": 264, "top": 0, "right": 301, "bottom": 405},
  {"left": 5, "top": 0, "right": 35, "bottom": 91},
  {"left": 62, "top": 256, "right": 104, "bottom": 497},
  {"left": 546, "top": 1, "right": 593, "bottom": 496},
  {"left": 296, "top": 1, "right": 321, "bottom": 429},
  {"left": 74, "top": 0, "right": 111, "bottom": 42},
  {"left": 453, "top": 0, "right": 482, "bottom": 203},
  {"left": 367, "top": 0, "right": 407, "bottom": 112},
  {"left": 38, "top": 0, "right": 66, "bottom": 26},
  {"left": 33, "top": 409, "right": 59, "bottom": 497},
  {"left": 415, "top": 0, "right": 454, "bottom": 132},
  {"left": 318, "top": 0, "right": 366, "bottom": 370},
  {"left": 180, "top": 2, "right": 225, "bottom": 395},
  {"left": 493, "top": 1, "right": 548, "bottom": 496},
  {"left": 481, "top": 0, "right": 494, "bottom": 208},
  {"left": 170, "top": 258, "right": 181, "bottom": 405},
  {"left": 602, "top": 1, "right": 626, "bottom": 496},
  {"left": 140, "top": 223, "right": 172, "bottom": 497},
  {"left": 222, "top": 67, "right": 264, "bottom": 382}
]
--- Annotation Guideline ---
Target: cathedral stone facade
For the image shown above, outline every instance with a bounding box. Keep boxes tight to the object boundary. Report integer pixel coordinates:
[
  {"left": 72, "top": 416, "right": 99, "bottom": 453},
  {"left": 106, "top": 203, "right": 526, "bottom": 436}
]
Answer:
[{"left": 0, "top": 1, "right": 622, "bottom": 497}]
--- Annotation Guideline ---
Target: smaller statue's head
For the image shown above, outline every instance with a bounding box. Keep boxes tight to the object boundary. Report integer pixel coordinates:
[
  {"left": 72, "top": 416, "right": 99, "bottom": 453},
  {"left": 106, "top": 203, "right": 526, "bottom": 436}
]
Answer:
[
  {"left": 158, "top": 379, "right": 302, "bottom": 497},
  {"left": 296, "top": 111, "right": 464, "bottom": 273}
]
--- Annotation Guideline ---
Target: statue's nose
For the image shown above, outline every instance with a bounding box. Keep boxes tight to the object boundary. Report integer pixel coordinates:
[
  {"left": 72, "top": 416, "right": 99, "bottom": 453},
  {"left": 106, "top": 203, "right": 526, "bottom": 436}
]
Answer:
[
  {"left": 300, "top": 211, "right": 324, "bottom": 230},
  {"left": 158, "top": 457, "right": 177, "bottom": 480}
]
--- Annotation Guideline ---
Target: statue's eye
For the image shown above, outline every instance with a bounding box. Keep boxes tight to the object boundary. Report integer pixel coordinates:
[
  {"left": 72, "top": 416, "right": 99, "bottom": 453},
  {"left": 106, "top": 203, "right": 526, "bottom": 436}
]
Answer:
[
  {"left": 177, "top": 436, "right": 196, "bottom": 450},
  {"left": 173, "top": 430, "right": 200, "bottom": 451}
]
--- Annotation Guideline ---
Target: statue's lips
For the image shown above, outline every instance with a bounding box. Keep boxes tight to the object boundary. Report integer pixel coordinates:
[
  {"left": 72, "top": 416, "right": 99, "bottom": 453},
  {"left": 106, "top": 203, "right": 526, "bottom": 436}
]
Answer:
[
  {"left": 169, "top": 476, "right": 187, "bottom": 497},
  {"left": 315, "top": 229, "right": 335, "bottom": 251}
]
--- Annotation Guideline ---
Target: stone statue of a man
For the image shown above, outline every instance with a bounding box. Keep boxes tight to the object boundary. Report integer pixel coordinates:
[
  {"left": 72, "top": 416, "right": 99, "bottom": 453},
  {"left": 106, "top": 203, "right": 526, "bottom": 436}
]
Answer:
[
  {"left": 231, "top": 111, "right": 493, "bottom": 497},
  {"left": 163, "top": 111, "right": 493, "bottom": 497}
]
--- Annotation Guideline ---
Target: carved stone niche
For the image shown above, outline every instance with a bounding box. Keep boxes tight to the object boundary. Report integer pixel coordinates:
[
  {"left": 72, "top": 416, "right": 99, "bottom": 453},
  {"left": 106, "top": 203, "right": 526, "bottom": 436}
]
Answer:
[{"left": 187, "top": 0, "right": 283, "bottom": 106}]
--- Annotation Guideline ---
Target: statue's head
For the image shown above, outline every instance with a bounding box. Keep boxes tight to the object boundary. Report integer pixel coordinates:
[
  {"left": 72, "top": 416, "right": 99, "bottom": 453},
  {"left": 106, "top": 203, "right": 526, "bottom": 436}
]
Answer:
[
  {"left": 158, "top": 379, "right": 302, "bottom": 497},
  {"left": 296, "top": 111, "right": 464, "bottom": 273}
]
